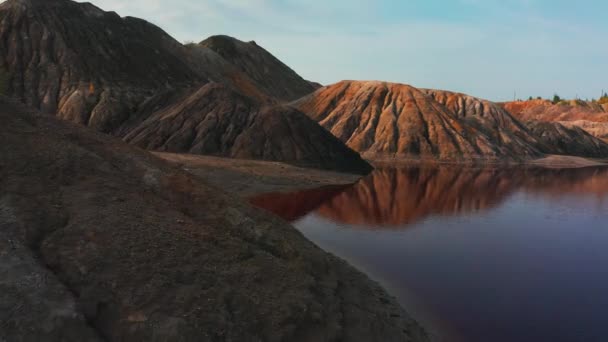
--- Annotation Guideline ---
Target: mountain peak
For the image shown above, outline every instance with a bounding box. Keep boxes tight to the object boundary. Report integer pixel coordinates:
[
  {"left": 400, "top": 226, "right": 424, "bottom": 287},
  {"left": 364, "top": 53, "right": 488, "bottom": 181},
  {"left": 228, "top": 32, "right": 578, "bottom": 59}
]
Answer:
[{"left": 199, "top": 35, "right": 316, "bottom": 101}]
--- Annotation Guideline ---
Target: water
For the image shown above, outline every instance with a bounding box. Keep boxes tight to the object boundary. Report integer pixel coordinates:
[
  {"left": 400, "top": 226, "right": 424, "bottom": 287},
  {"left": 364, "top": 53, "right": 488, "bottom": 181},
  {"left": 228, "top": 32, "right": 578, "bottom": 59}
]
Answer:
[{"left": 250, "top": 166, "right": 608, "bottom": 342}]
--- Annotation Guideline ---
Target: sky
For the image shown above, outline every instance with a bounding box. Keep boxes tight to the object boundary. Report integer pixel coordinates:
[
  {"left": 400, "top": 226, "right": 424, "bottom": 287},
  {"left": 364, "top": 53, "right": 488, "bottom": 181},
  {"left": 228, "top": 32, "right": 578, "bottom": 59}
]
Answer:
[{"left": 81, "top": 0, "right": 606, "bottom": 101}]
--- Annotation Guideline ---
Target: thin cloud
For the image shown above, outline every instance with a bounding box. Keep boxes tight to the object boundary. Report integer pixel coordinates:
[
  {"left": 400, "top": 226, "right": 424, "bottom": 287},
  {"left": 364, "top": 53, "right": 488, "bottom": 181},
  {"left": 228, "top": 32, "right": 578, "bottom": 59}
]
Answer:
[{"left": 46, "top": 1, "right": 607, "bottom": 100}]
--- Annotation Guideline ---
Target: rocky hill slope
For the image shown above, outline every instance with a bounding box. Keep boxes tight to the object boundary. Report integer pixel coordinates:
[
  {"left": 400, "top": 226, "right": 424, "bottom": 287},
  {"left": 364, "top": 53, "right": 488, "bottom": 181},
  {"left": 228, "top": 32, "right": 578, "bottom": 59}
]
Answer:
[
  {"left": 117, "top": 83, "right": 372, "bottom": 174},
  {"left": 292, "top": 81, "right": 543, "bottom": 161},
  {"left": 0, "top": 97, "right": 427, "bottom": 341},
  {"left": 525, "top": 121, "right": 608, "bottom": 158},
  {"left": 0, "top": 0, "right": 368, "bottom": 174},
  {"left": 292, "top": 81, "right": 608, "bottom": 161}
]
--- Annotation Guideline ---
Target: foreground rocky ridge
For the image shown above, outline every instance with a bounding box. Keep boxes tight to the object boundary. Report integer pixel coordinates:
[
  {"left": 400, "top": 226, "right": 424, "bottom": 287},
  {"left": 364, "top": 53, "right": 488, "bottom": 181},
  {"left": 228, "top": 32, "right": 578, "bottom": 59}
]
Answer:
[
  {"left": 0, "top": 0, "right": 371, "bottom": 174},
  {"left": 0, "top": 97, "right": 427, "bottom": 341}
]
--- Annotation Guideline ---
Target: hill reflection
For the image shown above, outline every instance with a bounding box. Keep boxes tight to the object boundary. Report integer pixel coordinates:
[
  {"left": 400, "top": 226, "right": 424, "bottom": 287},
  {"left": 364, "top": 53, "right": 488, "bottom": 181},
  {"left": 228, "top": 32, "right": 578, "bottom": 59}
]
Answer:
[{"left": 250, "top": 166, "right": 608, "bottom": 227}]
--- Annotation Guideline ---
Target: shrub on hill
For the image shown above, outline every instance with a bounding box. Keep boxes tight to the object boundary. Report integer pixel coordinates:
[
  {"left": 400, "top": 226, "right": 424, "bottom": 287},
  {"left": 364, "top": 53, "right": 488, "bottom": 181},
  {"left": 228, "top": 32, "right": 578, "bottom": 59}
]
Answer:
[{"left": 552, "top": 94, "right": 561, "bottom": 104}]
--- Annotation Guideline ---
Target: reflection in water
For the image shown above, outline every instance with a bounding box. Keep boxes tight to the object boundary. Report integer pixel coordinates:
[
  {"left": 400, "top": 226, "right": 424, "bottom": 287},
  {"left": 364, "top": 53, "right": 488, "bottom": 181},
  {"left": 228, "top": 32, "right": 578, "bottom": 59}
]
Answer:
[
  {"left": 317, "top": 167, "right": 515, "bottom": 227},
  {"left": 252, "top": 166, "right": 608, "bottom": 227},
  {"left": 248, "top": 184, "right": 348, "bottom": 222},
  {"left": 250, "top": 166, "right": 608, "bottom": 342}
]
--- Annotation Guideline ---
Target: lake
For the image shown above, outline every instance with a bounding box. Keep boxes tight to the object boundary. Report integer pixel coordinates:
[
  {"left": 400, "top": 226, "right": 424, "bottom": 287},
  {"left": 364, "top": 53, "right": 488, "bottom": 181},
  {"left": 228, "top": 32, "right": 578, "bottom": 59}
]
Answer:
[{"left": 250, "top": 166, "right": 608, "bottom": 342}]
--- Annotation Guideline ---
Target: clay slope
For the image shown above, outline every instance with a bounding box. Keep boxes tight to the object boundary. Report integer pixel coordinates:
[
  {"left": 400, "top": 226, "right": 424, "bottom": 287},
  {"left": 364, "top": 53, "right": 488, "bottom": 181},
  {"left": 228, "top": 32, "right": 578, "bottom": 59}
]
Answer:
[
  {"left": 0, "top": 97, "right": 427, "bottom": 342},
  {"left": 118, "top": 83, "right": 372, "bottom": 174},
  {"left": 422, "top": 89, "right": 543, "bottom": 147},
  {"left": 200, "top": 35, "right": 316, "bottom": 101},
  {"left": 525, "top": 121, "right": 608, "bottom": 158},
  {"left": 292, "top": 81, "right": 542, "bottom": 161},
  {"left": 503, "top": 99, "right": 608, "bottom": 139}
]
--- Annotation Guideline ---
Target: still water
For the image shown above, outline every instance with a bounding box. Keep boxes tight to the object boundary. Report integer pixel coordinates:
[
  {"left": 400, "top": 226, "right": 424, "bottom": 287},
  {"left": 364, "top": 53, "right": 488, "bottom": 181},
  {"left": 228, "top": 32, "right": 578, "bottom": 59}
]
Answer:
[{"left": 251, "top": 166, "right": 608, "bottom": 342}]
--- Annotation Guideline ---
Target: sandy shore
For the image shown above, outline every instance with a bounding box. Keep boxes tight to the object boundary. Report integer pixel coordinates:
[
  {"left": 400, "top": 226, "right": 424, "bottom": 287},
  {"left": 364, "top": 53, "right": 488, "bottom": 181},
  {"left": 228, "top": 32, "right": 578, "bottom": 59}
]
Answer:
[{"left": 154, "top": 152, "right": 363, "bottom": 196}]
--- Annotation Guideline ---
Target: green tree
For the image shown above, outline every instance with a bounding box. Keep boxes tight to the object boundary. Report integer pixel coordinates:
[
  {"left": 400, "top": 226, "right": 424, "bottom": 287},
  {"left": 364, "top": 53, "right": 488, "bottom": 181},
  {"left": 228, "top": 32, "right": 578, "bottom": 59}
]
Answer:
[{"left": 552, "top": 94, "right": 561, "bottom": 104}]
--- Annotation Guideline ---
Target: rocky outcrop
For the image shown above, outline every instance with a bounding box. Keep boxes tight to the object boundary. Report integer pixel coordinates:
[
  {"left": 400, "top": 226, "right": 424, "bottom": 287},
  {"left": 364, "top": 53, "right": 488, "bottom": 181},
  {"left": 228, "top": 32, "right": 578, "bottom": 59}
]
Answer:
[
  {"left": 200, "top": 35, "right": 316, "bottom": 101},
  {"left": 118, "top": 83, "right": 372, "bottom": 174},
  {"left": 502, "top": 99, "right": 608, "bottom": 139},
  {"left": 525, "top": 121, "right": 608, "bottom": 158},
  {"left": 0, "top": 97, "right": 427, "bottom": 341},
  {"left": 292, "top": 81, "right": 542, "bottom": 161}
]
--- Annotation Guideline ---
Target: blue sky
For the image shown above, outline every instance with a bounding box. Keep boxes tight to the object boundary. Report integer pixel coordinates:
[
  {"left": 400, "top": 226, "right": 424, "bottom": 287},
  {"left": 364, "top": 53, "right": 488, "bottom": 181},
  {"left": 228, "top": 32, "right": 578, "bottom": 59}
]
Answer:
[{"left": 85, "top": 0, "right": 607, "bottom": 101}]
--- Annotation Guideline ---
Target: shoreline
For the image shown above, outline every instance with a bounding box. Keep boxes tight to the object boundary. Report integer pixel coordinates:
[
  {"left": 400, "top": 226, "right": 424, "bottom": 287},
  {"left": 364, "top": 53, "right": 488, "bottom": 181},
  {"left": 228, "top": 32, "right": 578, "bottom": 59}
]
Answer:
[
  {"left": 154, "top": 152, "right": 363, "bottom": 196},
  {"left": 158, "top": 152, "right": 608, "bottom": 197}
]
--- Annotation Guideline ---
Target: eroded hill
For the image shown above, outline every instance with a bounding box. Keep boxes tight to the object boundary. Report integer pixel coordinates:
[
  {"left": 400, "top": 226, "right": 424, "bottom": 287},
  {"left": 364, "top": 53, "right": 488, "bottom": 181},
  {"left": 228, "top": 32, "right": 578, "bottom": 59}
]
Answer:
[
  {"left": 292, "top": 81, "right": 543, "bottom": 161},
  {"left": 292, "top": 81, "right": 608, "bottom": 161},
  {"left": 0, "top": 0, "right": 369, "bottom": 173}
]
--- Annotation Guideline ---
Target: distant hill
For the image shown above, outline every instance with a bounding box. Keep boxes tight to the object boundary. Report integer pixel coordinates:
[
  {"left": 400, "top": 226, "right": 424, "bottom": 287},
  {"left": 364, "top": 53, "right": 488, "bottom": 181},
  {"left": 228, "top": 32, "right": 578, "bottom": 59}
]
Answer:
[
  {"left": 292, "top": 81, "right": 543, "bottom": 161},
  {"left": 291, "top": 81, "right": 608, "bottom": 161},
  {"left": 502, "top": 99, "right": 608, "bottom": 140}
]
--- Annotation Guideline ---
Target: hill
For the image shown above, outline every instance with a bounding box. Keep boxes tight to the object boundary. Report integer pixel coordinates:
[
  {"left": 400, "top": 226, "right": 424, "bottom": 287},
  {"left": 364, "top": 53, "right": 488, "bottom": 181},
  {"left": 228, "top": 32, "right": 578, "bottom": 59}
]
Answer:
[
  {"left": 502, "top": 99, "right": 608, "bottom": 140},
  {"left": 0, "top": 0, "right": 368, "bottom": 173},
  {"left": 292, "top": 81, "right": 543, "bottom": 161}
]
